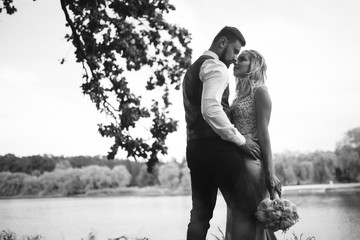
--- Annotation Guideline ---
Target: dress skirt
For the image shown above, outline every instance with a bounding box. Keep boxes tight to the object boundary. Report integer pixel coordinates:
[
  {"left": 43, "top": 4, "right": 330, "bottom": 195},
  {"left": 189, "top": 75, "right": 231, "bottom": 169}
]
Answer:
[{"left": 224, "top": 151, "right": 277, "bottom": 240}]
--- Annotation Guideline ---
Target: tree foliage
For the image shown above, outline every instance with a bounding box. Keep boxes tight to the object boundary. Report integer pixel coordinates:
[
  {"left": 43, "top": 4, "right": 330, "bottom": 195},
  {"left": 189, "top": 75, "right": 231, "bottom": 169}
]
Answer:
[
  {"left": 0, "top": 165, "right": 132, "bottom": 197},
  {"left": 178, "top": 166, "right": 191, "bottom": 192},
  {"left": 0, "top": 158, "right": 193, "bottom": 197},
  {"left": 310, "top": 151, "right": 336, "bottom": 183},
  {"left": 0, "top": 0, "right": 18, "bottom": 15},
  {"left": 0, "top": 172, "right": 28, "bottom": 196},
  {"left": 293, "top": 161, "right": 313, "bottom": 182},
  {"left": 335, "top": 127, "right": 360, "bottom": 181},
  {"left": 1, "top": 0, "right": 192, "bottom": 172},
  {"left": 136, "top": 164, "right": 159, "bottom": 187},
  {"left": 0, "top": 154, "right": 56, "bottom": 174},
  {"left": 61, "top": 0, "right": 192, "bottom": 172},
  {"left": 158, "top": 161, "right": 180, "bottom": 189},
  {"left": 273, "top": 151, "right": 338, "bottom": 185}
]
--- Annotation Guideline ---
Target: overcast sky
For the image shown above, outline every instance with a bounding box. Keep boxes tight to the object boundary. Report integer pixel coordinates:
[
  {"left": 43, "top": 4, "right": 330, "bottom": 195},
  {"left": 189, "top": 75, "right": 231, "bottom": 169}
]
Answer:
[{"left": 1, "top": 0, "right": 359, "bottom": 161}]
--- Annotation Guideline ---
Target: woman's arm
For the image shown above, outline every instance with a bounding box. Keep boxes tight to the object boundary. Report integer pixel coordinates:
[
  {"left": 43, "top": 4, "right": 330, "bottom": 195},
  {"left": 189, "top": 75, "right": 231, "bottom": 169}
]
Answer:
[
  {"left": 254, "top": 87, "right": 280, "bottom": 198},
  {"left": 254, "top": 87, "right": 273, "bottom": 176}
]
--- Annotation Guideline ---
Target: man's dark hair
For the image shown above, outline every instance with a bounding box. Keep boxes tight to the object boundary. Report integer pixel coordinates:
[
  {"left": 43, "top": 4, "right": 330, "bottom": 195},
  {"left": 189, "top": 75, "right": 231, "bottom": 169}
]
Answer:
[{"left": 213, "top": 26, "right": 246, "bottom": 46}]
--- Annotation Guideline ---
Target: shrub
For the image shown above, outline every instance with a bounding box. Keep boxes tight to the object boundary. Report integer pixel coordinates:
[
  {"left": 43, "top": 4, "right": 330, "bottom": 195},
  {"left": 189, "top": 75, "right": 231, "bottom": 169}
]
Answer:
[{"left": 0, "top": 172, "right": 27, "bottom": 196}]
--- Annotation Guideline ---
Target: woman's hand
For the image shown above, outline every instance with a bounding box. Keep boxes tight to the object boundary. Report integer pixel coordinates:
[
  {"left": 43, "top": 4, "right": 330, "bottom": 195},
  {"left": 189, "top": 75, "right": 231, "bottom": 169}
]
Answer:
[{"left": 265, "top": 174, "right": 282, "bottom": 200}]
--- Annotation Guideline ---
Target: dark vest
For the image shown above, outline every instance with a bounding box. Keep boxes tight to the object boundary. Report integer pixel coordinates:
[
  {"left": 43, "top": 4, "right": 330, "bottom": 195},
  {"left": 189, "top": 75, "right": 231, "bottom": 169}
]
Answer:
[{"left": 182, "top": 55, "right": 230, "bottom": 141}]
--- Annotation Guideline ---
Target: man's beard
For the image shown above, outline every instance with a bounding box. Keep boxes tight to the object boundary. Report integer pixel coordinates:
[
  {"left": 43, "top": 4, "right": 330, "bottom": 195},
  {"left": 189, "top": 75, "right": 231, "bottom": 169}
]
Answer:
[{"left": 219, "top": 47, "right": 232, "bottom": 68}]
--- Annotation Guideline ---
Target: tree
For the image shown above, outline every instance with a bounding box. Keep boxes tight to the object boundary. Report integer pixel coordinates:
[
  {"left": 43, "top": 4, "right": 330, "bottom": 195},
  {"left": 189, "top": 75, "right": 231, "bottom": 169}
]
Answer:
[
  {"left": 80, "top": 165, "right": 113, "bottom": 190},
  {"left": 0, "top": 154, "right": 21, "bottom": 173},
  {"left": 335, "top": 127, "right": 360, "bottom": 182},
  {"left": 178, "top": 166, "right": 191, "bottom": 192},
  {"left": 1, "top": 0, "right": 192, "bottom": 171},
  {"left": 62, "top": 169, "right": 86, "bottom": 196},
  {"left": 55, "top": 159, "right": 72, "bottom": 170},
  {"left": 22, "top": 175, "right": 44, "bottom": 196},
  {"left": 310, "top": 151, "right": 336, "bottom": 183},
  {"left": 158, "top": 161, "right": 180, "bottom": 189},
  {"left": 340, "top": 127, "right": 360, "bottom": 156},
  {"left": 0, "top": 171, "right": 28, "bottom": 196},
  {"left": 0, "top": 0, "right": 17, "bottom": 15},
  {"left": 273, "top": 152, "right": 298, "bottom": 185},
  {"left": 274, "top": 162, "right": 296, "bottom": 186},
  {"left": 23, "top": 155, "right": 57, "bottom": 174},
  {"left": 293, "top": 161, "right": 314, "bottom": 184},
  {"left": 68, "top": 155, "right": 101, "bottom": 168},
  {"left": 121, "top": 160, "right": 144, "bottom": 186},
  {"left": 136, "top": 164, "right": 159, "bottom": 187},
  {"left": 111, "top": 165, "right": 132, "bottom": 187}
]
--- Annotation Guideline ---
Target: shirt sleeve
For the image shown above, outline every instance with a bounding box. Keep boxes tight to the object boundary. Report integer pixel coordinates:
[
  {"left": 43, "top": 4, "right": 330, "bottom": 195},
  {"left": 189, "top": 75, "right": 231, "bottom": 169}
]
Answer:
[{"left": 200, "top": 59, "right": 246, "bottom": 146}]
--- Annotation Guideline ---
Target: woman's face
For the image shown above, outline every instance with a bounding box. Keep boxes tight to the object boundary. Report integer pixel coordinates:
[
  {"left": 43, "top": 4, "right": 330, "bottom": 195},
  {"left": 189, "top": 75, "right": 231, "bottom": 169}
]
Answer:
[{"left": 233, "top": 53, "right": 251, "bottom": 77}]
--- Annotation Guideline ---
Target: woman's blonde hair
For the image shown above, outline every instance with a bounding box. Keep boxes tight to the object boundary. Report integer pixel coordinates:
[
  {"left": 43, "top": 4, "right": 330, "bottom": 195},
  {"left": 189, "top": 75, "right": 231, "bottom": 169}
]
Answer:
[{"left": 235, "top": 50, "right": 267, "bottom": 99}]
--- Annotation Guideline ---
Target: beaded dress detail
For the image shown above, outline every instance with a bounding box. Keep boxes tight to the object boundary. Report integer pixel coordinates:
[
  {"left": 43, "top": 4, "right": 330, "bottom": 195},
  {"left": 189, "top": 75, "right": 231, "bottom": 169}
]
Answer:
[{"left": 230, "top": 86, "right": 267, "bottom": 140}]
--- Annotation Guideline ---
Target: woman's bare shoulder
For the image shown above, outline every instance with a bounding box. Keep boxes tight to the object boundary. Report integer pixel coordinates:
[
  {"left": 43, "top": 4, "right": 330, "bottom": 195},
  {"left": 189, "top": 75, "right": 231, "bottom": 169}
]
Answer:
[
  {"left": 254, "top": 86, "right": 269, "bottom": 97},
  {"left": 254, "top": 86, "right": 271, "bottom": 104}
]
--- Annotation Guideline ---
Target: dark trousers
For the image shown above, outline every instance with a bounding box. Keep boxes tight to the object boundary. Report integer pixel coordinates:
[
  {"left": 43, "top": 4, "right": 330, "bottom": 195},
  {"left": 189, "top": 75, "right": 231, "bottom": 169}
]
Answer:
[{"left": 186, "top": 137, "right": 258, "bottom": 240}]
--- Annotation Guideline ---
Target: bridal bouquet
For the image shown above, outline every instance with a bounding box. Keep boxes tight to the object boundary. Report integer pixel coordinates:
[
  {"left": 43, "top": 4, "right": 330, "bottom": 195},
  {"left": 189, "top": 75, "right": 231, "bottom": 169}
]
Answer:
[{"left": 255, "top": 197, "right": 299, "bottom": 232}]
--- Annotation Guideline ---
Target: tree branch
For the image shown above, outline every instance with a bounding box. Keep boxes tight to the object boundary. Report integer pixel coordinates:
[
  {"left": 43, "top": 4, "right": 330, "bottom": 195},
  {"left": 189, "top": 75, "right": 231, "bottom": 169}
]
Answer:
[{"left": 60, "top": 0, "right": 96, "bottom": 83}]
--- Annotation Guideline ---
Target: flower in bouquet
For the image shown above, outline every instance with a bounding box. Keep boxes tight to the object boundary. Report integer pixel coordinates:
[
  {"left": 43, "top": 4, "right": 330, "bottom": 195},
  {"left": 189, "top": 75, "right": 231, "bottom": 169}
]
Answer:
[{"left": 255, "top": 197, "right": 299, "bottom": 232}]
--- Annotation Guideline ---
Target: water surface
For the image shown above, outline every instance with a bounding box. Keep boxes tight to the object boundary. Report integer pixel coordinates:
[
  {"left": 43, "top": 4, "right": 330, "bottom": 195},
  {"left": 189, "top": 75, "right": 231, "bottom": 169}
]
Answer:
[{"left": 0, "top": 191, "right": 359, "bottom": 240}]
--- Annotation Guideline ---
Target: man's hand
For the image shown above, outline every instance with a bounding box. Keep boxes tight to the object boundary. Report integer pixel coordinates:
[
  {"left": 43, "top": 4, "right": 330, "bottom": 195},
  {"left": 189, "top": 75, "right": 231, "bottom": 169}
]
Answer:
[{"left": 239, "top": 136, "right": 261, "bottom": 159}]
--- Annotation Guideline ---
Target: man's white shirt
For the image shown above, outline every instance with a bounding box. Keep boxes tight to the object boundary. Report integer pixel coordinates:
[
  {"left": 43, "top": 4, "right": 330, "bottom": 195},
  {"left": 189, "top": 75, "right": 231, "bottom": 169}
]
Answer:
[{"left": 199, "top": 50, "right": 246, "bottom": 147}]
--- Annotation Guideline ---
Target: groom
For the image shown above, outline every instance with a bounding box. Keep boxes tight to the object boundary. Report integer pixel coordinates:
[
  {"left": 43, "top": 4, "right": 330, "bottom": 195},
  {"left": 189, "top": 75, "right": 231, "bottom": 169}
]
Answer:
[{"left": 182, "top": 26, "right": 261, "bottom": 240}]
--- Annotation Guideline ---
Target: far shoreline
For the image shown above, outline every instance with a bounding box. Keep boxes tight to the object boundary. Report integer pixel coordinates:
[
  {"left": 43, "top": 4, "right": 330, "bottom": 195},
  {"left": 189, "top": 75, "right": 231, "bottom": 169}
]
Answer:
[
  {"left": 1, "top": 182, "right": 359, "bottom": 200},
  {"left": 282, "top": 182, "right": 360, "bottom": 195}
]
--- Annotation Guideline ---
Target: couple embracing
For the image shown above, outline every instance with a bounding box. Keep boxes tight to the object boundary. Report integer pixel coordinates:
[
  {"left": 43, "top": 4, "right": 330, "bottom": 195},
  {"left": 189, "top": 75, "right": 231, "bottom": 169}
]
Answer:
[{"left": 182, "top": 26, "right": 282, "bottom": 240}]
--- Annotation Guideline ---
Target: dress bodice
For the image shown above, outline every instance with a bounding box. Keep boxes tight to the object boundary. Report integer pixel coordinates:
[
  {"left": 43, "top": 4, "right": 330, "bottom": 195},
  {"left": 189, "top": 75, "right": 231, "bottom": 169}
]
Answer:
[{"left": 230, "top": 86, "right": 267, "bottom": 140}]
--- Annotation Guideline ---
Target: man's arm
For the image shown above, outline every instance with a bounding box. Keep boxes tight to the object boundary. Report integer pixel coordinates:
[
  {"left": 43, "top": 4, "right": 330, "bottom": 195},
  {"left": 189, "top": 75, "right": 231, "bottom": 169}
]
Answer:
[
  {"left": 200, "top": 58, "right": 246, "bottom": 146},
  {"left": 200, "top": 58, "right": 261, "bottom": 159}
]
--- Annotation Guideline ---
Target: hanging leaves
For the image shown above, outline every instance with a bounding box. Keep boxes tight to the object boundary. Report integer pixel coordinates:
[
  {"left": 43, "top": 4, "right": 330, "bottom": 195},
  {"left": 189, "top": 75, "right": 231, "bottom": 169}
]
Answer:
[
  {"left": 1, "top": 0, "right": 192, "bottom": 172},
  {"left": 59, "top": 0, "right": 192, "bottom": 172}
]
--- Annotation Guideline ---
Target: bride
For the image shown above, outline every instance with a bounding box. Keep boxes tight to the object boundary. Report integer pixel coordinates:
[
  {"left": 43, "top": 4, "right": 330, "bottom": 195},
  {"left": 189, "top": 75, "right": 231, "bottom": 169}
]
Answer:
[{"left": 225, "top": 50, "right": 282, "bottom": 240}]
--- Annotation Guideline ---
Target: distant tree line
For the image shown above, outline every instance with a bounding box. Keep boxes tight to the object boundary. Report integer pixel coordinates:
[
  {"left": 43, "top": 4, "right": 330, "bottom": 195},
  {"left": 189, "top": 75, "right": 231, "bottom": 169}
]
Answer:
[
  {"left": 274, "top": 151, "right": 337, "bottom": 185},
  {"left": 1, "top": 127, "right": 359, "bottom": 198},
  {"left": 0, "top": 154, "right": 190, "bottom": 197},
  {"left": 274, "top": 127, "right": 360, "bottom": 185}
]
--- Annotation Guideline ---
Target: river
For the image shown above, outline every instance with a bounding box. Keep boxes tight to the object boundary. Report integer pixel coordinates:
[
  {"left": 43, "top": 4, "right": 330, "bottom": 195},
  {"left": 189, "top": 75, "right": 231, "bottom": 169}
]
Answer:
[{"left": 1, "top": 186, "right": 360, "bottom": 240}]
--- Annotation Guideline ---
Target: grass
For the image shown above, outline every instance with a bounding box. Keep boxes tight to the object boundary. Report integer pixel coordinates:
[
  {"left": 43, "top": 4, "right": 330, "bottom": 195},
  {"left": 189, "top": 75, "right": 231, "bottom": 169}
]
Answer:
[
  {"left": 208, "top": 228, "right": 317, "bottom": 240},
  {"left": 0, "top": 229, "right": 149, "bottom": 240},
  {"left": 285, "top": 232, "right": 316, "bottom": 240},
  {"left": 0, "top": 230, "right": 42, "bottom": 240},
  {"left": 0, "top": 229, "right": 315, "bottom": 240},
  {"left": 81, "top": 232, "right": 149, "bottom": 240}
]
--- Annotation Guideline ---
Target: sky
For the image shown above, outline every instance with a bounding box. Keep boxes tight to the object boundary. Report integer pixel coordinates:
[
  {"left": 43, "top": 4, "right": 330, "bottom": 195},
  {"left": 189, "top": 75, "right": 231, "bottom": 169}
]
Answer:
[{"left": 0, "top": 0, "right": 360, "bottom": 161}]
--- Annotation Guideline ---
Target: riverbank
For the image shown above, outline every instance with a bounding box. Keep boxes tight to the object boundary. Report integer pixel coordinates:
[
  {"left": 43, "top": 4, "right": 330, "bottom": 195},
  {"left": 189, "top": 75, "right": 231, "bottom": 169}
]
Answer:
[
  {"left": 1, "top": 182, "right": 359, "bottom": 200},
  {"left": 282, "top": 182, "right": 360, "bottom": 195},
  {"left": 0, "top": 186, "right": 191, "bottom": 200}
]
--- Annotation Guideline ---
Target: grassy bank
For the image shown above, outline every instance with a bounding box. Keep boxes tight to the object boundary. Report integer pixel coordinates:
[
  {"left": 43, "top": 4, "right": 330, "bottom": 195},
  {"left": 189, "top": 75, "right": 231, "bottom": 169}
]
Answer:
[
  {"left": 2, "top": 182, "right": 358, "bottom": 200},
  {"left": 0, "top": 229, "right": 316, "bottom": 240},
  {"left": 0, "top": 185, "right": 190, "bottom": 200}
]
